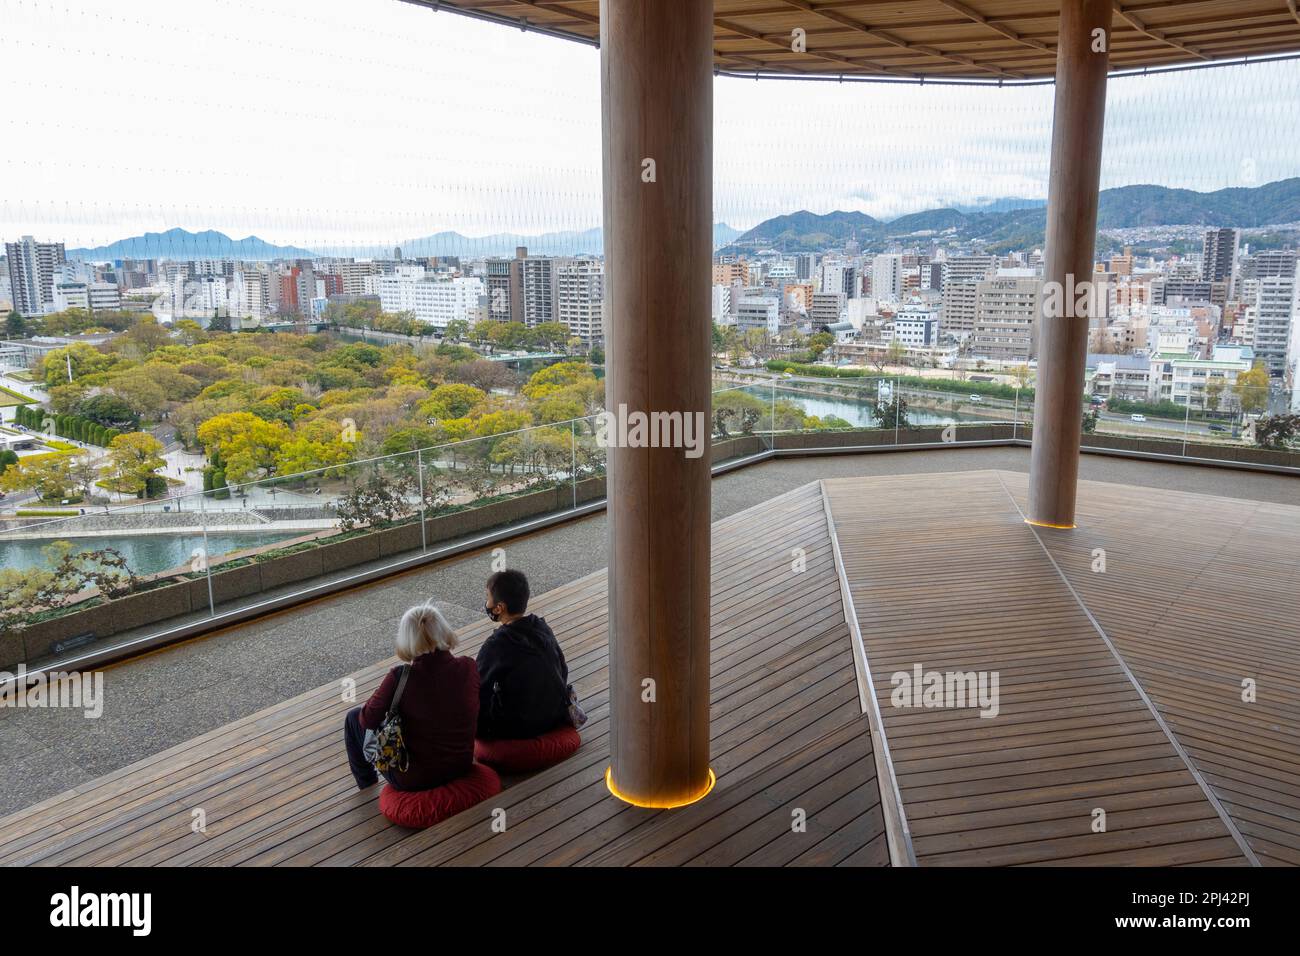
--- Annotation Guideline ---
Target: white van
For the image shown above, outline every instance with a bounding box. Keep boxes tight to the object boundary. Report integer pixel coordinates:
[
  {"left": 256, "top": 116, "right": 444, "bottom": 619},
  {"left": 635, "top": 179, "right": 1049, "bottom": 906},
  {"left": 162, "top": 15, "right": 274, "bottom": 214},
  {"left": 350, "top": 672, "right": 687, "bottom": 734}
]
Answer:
[{"left": 1130, "top": 413, "right": 1147, "bottom": 423}]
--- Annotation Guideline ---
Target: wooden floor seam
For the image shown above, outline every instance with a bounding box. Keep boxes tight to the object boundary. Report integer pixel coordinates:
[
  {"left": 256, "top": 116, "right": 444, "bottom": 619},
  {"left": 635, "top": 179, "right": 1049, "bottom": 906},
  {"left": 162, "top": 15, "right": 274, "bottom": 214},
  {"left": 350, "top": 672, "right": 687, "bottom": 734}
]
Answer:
[{"left": 989, "top": 471, "right": 1263, "bottom": 867}]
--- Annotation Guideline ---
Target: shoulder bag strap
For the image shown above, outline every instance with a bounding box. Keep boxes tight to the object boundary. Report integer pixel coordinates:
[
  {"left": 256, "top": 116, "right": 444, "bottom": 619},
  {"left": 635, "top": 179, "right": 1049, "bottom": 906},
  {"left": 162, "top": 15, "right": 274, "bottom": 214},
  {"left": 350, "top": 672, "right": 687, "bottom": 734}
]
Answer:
[{"left": 387, "top": 664, "right": 411, "bottom": 717}]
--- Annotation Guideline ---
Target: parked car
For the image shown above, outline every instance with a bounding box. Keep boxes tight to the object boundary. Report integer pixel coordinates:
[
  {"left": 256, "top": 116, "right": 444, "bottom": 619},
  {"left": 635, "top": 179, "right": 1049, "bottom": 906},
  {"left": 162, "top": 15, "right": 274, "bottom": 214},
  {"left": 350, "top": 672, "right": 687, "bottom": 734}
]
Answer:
[
  {"left": 1130, "top": 413, "right": 1147, "bottom": 423},
  {"left": 1089, "top": 396, "right": 1105, "bottom": 406}
]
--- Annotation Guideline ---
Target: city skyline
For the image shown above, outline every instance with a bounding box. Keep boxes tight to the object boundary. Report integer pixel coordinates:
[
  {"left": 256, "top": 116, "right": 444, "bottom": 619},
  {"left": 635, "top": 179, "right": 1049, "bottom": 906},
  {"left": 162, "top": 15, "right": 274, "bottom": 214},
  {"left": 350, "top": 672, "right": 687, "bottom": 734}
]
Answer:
[{"left": 3, "top": 0, "right": 1300, "bottom": 248}]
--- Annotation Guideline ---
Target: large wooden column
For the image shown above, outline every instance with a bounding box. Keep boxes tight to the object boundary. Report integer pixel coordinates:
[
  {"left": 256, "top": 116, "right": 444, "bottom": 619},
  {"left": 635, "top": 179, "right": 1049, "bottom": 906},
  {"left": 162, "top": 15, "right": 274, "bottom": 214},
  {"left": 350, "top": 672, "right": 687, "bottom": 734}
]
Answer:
[
  {"left": 601, "top": 0, "right": 714, "bottom": 807},
  {"left": 1028, "top": 0, "right": 1111, "bottom": 528}
]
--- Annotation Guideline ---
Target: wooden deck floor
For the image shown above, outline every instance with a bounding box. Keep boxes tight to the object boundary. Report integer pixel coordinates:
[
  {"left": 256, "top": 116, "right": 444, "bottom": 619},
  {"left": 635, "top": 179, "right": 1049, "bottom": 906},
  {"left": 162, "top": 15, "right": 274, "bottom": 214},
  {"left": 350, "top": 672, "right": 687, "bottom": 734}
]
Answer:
[
  {"left": 0, "top": 482, "right": 890, "bottom": 867},
  {"left": 999, "top": 473, "right": 1300, "bottom": 867},
  {"left": 2, "top": 469, "right": 1294, "bottom": 867},
  {"left": 825, "top": 470, "right": 1297, "bottom": 866}
]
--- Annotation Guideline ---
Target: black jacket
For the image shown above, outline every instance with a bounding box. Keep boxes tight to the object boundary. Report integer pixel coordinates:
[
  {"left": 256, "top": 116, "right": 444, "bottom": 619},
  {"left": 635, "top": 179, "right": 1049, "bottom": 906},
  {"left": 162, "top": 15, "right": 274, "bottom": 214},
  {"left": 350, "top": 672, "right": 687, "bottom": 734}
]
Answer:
[{"left": 475, "top": 614, "right": 570, "bottom": 740}]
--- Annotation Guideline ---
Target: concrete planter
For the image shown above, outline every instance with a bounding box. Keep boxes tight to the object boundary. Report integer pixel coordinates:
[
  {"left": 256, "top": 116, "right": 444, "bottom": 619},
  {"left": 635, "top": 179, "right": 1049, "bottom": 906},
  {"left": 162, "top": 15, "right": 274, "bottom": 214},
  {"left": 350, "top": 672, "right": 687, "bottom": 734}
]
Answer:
[
  {"left": 377, "top": 522, "right": 423, "bottom": 558},
  {"left": 20, "top": 600, "right": 117, "bottom": 665},
  {"left": 109, "top": 582, "right": 193, "bottom": 633},
  {"left": 183, "top": 562, "right": 261, "bottom": 611},
  {"left": 0, "top": 631, "right": 23, "bottom": 672},
  {"left": 574, "top": 476, "right": 607, "bottom": 505},
  {"left": 318, "top": 533, "right": 382, "bottom": 576},
  {"left": 257, "top": 547, "right": 326, "bottom": 591}
]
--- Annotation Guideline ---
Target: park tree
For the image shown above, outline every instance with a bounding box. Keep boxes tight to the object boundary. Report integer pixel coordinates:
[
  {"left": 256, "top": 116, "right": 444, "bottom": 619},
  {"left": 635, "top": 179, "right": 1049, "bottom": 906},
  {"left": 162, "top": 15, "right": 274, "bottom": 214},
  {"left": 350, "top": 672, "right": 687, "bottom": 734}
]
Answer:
[
  {"left": 443, "top": 319, "right": 470, "bottom": 343},
  {"left": 197, "top": 411, "right": 293, "bottom": 484},
  {"left": 531, "top": 321, "right": 570, "bottom": 352},
  {"left": 1205, "top": 375, "right": 1226, "bottom": 413},
  {"left": 419, "top": 383, "right": 487, "bottom": 421},
  {"left": 100, "top": 432, "right": 167, "bottom": 497},
  {"left": 448, "top": 359, "right": 514, "bottom": 393},
  {"left": 0, "top": 452, "right": 87, "bottom": 501},
  {"left": 78, "top": 393, "right": 140, "bottom": 430},
  {"left": 274, "top": 419, "right": 357, "bottom": 478},
  {"left": 1233, "top": 363, "right": 1270, "bottom": 417},
  {"left": 521, "top": 361, "right": 596, "bottom": 402},
  {"left": 886, "top": 339, "right": 908, "bottom": 368},
  {"left": 41, "top": 342, "right": 118, "bottom": 387},
  {"left": 1254, "top": 414, "right": 1299, "bottom": 450},
  {"left": 807, "top": 332, "right": 834, "bottom": 361}
]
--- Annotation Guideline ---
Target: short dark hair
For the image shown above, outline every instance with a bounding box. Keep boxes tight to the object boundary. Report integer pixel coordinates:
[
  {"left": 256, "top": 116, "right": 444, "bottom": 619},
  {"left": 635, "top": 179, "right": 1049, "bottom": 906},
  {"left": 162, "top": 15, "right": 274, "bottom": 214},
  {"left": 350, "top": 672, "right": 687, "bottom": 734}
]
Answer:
[{"left": 487, "top": 569, "right": 530, "bottom": 615}]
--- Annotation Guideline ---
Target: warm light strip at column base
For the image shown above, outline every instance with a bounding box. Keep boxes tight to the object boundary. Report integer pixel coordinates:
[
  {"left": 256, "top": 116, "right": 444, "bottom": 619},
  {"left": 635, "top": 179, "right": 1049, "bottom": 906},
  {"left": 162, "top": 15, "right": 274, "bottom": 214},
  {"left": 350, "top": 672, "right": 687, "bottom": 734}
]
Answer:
[
  {"left": 604, "top": 767, "right": 716, "bottom": 809},
  {"left": 1024, "top": 518, "right": 1077, "bottom": 530}
]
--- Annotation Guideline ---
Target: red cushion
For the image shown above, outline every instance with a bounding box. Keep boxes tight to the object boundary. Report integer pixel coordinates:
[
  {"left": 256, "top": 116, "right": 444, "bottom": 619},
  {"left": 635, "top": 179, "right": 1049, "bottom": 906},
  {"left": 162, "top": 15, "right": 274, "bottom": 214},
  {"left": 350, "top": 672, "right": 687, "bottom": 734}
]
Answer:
[
  {"left": 474, "top": 725, "right": 582, "bottom": 773},
  {"left": 378, "top": 762, "right": 501, "bottom": 830}
]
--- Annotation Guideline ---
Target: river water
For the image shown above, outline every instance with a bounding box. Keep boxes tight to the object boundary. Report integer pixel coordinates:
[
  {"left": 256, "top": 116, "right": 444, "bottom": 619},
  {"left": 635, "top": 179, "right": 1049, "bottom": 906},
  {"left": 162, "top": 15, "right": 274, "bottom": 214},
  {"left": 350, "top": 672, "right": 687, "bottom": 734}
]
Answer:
[{"left": 0, "top": 530, "right": 299, "bottom": 577}]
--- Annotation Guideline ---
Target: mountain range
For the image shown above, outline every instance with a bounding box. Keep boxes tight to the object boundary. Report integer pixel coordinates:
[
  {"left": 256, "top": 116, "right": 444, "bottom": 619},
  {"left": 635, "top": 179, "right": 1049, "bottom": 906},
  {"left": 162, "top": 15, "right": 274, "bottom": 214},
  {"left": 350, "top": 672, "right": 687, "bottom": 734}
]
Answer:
[
  {"left": 719, "top": 178, "right": 1300, "bottom": 255},
  {"left": 66, "top": 178, "right": 1300, "bottom": 262},
  {"left": 69, "top": 228, "right": 318, "bottom": 261}
]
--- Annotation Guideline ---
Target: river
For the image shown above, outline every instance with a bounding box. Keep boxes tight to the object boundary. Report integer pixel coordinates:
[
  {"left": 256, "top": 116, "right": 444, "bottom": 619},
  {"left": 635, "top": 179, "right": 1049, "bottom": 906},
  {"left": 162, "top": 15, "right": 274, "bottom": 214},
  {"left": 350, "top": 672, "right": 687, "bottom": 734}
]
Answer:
[{"left": 0, "top": 530, "right": 300, "bottom": 578}]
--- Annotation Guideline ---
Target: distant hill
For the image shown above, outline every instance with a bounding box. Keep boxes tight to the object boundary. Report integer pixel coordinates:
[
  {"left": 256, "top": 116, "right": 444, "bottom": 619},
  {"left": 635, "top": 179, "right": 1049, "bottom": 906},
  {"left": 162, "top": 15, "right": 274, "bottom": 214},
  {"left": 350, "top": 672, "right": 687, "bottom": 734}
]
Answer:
[
  {"left": 323, "top": 222, "right": 743, "bottom": 258},
  {"left": 72, "top": 223, "right": 745, "bottom": 262},
  {"left": 719, "top": 178, "right": 1300, "bottom": 255},
  {"left": 70, "top": 228, "right": 317, "bottom": 261}
]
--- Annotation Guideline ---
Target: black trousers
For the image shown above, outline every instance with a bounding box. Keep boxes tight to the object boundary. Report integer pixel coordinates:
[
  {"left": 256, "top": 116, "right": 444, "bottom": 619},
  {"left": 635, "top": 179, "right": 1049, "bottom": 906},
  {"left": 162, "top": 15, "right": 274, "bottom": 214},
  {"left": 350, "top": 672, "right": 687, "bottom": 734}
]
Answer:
[{"left": 343, "top": 706, "right": 401, "bottom": 790}]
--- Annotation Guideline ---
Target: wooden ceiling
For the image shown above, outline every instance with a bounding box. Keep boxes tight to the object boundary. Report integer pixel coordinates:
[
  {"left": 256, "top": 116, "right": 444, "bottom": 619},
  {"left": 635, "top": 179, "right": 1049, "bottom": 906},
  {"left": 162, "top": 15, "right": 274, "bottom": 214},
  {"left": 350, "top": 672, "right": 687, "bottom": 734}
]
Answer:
[{"left": 405, "top": 0, "right": 1300, "bottom": 81}]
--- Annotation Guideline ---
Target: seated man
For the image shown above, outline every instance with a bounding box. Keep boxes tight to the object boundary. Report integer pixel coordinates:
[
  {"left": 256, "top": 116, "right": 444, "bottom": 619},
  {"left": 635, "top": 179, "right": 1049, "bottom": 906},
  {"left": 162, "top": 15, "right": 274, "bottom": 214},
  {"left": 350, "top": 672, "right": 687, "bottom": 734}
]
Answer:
[{"left": 476, "top": 569, "right": 570, "bottom": 740}]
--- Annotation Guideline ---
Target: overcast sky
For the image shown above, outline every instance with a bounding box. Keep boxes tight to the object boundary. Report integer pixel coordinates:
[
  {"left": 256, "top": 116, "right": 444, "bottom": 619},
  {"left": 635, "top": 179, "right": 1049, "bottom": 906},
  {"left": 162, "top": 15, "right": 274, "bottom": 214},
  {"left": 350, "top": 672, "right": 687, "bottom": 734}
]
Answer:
[{"left": 3, "top": 0, "right": 1299, "bottom": 250}]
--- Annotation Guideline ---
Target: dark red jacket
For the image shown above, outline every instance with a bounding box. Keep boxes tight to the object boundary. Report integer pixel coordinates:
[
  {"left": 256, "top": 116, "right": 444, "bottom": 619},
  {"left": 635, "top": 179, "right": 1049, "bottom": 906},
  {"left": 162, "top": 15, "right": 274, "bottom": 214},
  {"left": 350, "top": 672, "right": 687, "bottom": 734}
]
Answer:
[{"left": 360, "top": 650, "right": 479, "bottom": 790}]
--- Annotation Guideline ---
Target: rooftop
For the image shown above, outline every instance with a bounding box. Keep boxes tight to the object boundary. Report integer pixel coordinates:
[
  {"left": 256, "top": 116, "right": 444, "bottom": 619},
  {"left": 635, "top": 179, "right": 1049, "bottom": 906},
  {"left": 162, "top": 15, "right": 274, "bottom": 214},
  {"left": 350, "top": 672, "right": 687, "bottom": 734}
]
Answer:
[{"left": 3, "top": 458, "right": 1296, "bottom": 866}]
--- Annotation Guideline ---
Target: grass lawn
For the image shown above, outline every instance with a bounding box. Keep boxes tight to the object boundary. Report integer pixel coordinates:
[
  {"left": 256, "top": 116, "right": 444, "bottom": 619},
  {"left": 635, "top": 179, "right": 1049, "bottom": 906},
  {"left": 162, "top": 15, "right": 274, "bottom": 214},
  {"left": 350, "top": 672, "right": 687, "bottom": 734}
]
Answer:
[{"left": 0, "top": 385, "right": 34, "bottom": 406}]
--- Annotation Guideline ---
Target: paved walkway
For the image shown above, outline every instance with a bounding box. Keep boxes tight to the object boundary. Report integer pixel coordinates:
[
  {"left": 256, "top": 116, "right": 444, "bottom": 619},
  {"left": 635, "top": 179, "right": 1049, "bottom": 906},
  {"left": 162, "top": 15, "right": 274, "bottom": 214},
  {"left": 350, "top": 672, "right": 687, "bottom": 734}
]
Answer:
[{"left": 0, "top": 446, "right": 1294, "bottom": 816}]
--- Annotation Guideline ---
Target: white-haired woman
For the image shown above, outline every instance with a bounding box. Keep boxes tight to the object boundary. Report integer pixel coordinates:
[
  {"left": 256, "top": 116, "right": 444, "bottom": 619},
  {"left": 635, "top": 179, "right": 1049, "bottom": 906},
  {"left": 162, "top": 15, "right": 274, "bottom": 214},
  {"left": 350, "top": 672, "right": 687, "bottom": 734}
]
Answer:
[{"left": 344, "top": 602, "right": 479, "bottom": 791}]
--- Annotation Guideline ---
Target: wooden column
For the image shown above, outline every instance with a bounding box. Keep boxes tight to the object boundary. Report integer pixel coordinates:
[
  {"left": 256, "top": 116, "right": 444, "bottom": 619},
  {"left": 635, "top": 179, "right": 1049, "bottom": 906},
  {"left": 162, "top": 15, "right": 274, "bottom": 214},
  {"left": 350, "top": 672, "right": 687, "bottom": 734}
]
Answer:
[
  {"left": 1028, "top": 0, "right": 1111, "bottom": 528},
  {"left": 600, "top": 0, "right": 714, "bottom": 807}
]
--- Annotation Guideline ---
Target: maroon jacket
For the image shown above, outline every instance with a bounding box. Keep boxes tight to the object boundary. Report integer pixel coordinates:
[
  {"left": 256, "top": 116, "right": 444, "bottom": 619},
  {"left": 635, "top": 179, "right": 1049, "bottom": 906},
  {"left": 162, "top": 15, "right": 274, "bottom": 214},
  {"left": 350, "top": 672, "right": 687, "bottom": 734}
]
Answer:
[{"left": 360, "top": 650, "right": 479, "bottom": 790}]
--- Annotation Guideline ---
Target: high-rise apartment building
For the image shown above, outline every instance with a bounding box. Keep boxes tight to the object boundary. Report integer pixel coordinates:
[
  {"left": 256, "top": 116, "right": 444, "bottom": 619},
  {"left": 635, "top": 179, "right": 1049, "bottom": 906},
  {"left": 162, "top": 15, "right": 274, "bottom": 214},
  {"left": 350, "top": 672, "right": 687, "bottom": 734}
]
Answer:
[
  {"left": 871, "top": 254, "right": 904, "bottom": 303},
  {"left": 1254, "top": 269, "right": 1297, "bottom": 376},
  {"left": 5, "top": 236, "right": 66, "bottom": 315},
  {"left": 555, "top": 259, "right": 603, "bottom": 347},
  {"left": 1201, "top": 227, "right": 1239, "bottom": 296},
  {"left": 941, "top": 280, "right": 979, "bottom": 340}
]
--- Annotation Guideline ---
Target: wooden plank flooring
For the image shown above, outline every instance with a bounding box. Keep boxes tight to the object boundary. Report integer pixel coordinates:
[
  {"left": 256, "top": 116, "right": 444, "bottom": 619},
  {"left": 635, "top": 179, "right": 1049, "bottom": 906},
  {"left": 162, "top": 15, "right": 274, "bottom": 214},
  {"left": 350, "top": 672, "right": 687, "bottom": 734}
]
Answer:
[
  {"left": 4, "top": 468, "right": 1292, "bottom": 867},
  {"left": 824, "top": 471, "right": 1255, "bottom": 866},
  {"left": 999, "top": 472, "right": 1300, "bottom": 867},
  {"left": 0, "top": 482, "right": 889, "bottom": 867}
]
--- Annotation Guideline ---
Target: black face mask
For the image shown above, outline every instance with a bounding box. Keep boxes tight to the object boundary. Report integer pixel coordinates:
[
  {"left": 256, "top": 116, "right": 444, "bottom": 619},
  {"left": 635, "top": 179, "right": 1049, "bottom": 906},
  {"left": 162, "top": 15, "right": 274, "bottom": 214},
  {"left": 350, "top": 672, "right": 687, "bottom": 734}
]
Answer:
[{"left": 485, "top": 604, "right": 500, "bottom": 622}]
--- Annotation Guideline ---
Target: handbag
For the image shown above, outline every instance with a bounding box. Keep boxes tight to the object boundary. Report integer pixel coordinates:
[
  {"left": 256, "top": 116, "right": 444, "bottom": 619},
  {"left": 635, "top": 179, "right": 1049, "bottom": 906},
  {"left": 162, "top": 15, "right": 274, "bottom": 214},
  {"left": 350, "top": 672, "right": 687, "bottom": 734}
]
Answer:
[
  {"left": 362, "top": 664, "right": 411, "bottom": 773},
  {"left": 565, "top": 682, "right": 588, "bottom": 730}
]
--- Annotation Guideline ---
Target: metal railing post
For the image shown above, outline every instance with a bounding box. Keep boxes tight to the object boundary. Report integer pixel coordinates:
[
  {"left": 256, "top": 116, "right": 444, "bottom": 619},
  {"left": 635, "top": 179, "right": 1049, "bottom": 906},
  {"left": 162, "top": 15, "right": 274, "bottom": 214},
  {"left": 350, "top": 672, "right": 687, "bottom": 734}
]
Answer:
[{"left": 417, "top": 448, "right": 427, "bottom": 551}]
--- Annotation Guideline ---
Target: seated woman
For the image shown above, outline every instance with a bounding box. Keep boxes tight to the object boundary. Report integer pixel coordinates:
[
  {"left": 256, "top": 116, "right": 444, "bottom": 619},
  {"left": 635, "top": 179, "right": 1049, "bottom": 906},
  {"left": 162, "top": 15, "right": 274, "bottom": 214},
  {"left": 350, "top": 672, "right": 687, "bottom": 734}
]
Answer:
[
  {"left": 476, "top": 569, "right": 571, "bottom": 741},
  {"left": 343, "top": 602, "right": 479, "bottom": 791}
]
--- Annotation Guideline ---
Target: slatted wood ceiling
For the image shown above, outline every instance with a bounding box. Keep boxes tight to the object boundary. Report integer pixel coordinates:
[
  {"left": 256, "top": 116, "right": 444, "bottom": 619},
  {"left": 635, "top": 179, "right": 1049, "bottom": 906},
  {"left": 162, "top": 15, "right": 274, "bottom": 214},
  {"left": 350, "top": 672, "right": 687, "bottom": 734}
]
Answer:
[{"left": 408, "top": 1, "right": 1300, "bottom": 79}]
